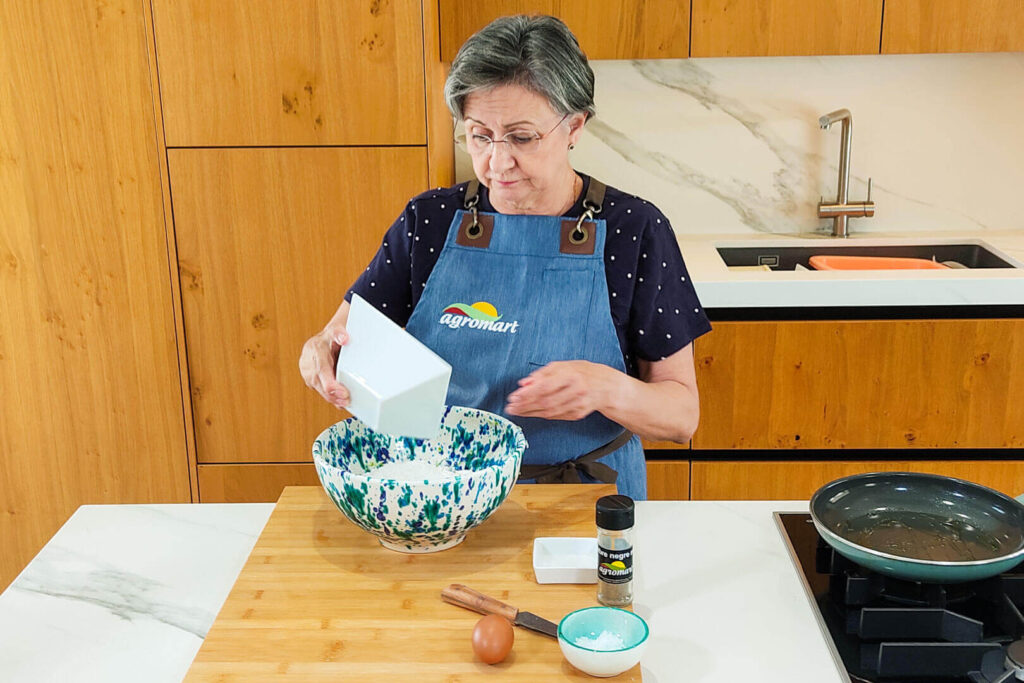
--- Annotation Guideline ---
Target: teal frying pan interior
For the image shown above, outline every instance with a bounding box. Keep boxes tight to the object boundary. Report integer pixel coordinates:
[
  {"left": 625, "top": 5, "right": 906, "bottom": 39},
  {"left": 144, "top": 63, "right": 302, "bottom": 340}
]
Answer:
[{"left": 809, "top": 472, "right": 1024, "bottom": 583}]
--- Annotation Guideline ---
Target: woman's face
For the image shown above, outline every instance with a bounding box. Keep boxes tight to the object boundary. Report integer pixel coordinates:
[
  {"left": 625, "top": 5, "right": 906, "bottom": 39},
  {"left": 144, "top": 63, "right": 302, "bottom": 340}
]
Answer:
[{"left": 461, "top": 84, "right": 585, "bottom": 214}]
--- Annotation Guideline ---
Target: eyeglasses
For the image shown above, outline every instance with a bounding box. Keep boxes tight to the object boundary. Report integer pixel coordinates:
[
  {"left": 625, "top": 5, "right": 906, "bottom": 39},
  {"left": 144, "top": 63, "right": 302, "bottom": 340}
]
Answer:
[{"left": 454, "top": 114, "right": 569, "bottom": 156}]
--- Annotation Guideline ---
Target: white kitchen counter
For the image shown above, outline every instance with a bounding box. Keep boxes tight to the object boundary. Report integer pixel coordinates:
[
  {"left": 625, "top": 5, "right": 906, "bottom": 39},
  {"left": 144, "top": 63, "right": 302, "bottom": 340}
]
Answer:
[
  {"left": 635, "top": 501, "right": 842, "bottom": 682},
  {"left": 0, "top": 504, "right": 273, "bottom": 683},
  {"left": 679, "top": 230, "right": 1024, "bottom": 308},
  {"left": 0, "top": 498, "right": 842, "bottom": 683}
]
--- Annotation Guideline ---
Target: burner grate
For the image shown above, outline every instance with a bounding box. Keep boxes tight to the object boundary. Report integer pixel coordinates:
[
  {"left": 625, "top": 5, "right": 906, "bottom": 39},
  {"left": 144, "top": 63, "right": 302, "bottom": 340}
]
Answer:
[
  {"left": 779, "top": 513, "right": 1024, "bottom": 683},
  {"left": 850, "top": 608, "right": 984, "bottom": 642},
  {"left": 862, "top": 642, "right": 1003, "bottom": 678}
]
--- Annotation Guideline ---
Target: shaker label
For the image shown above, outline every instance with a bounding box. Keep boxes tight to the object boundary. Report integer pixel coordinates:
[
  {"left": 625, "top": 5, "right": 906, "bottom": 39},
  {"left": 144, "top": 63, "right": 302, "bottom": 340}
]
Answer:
[{"left": 598, "top": 545, "right": 633, "bottom": 584}]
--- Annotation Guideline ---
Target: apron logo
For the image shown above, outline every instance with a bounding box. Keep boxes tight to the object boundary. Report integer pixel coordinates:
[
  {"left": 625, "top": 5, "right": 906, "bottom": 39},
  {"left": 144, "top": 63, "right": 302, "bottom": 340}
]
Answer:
[{"left": 439, "top": 301, "right": 519, "bottom": 333}]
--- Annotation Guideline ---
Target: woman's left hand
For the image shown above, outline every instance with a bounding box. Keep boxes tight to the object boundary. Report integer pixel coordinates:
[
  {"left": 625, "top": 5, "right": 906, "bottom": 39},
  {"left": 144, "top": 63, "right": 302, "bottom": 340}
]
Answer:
[{"left": 505, "top": 360, "right": 616, "bottom": 421}]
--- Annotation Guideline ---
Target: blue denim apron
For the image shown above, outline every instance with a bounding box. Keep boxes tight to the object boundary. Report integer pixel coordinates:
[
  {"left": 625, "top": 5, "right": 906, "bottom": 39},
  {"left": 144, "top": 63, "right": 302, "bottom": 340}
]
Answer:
[{"left": 405, "top": 178, "right": 646, "bottom": 500}]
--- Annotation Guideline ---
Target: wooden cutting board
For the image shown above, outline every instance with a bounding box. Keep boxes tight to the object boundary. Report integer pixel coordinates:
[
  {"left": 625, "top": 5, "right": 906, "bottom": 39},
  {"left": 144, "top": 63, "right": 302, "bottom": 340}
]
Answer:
[{"left": 184, "top": 485, "right": 642, "bottom": 681}]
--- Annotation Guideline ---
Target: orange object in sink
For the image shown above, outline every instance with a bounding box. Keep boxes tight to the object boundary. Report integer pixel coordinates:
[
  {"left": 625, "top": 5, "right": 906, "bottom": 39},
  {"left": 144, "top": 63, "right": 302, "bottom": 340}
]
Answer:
[{"left": 808, "top": 255, "right": 950, "bottom": 271}]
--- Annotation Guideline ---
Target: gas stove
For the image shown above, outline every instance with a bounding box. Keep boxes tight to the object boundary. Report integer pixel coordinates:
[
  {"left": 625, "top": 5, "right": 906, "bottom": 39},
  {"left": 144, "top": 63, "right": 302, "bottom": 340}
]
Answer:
[{"left": 777, "top": 513, "right": 1024, "bottom": 683}]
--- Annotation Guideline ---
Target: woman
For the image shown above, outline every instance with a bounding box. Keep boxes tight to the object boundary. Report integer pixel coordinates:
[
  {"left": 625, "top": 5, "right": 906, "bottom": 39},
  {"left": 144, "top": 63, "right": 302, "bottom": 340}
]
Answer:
[{"left": 299, "top": 15, "right": 710, "bottom": 501}]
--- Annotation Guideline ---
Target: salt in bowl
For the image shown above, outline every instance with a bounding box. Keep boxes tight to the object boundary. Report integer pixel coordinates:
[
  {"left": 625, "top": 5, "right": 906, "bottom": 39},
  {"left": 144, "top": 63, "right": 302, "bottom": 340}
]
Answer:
[
  {"left": 558, "top": 606, "right": 649, "bottom": 677},
  {"left": 312, "top": 405, "right": 526, "bottom": 553}
]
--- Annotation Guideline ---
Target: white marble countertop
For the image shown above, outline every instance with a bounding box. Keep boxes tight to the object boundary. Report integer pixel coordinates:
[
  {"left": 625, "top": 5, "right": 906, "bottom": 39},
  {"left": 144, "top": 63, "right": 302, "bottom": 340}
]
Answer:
[
  {"left": 0, "top": 504, "right": 273, "bottom": 683},
  {"left": 678, "top": 230, "right": 1024, "bottom": 308},
  {"left": 0, "top": 499, "right": 843, "bottom": 683},
  {"left": 635, "top": 501, "right": 842, "bottom": 682}
]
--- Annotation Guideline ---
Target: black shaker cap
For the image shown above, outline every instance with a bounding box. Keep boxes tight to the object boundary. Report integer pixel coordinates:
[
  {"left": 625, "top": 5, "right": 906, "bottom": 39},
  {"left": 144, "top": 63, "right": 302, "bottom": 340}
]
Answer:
[{"left": 596, "top": 495, "right": 634, "bottom": 530}]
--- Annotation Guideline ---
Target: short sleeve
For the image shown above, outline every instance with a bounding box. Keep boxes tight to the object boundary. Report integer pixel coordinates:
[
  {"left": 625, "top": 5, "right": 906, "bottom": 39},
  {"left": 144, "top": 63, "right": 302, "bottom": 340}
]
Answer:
[
  {"left": 345, "top": 203, "right": 415, "bottom": 326},
  {"left": 628, "top": 212, "right": 711, "bottom": 361}
]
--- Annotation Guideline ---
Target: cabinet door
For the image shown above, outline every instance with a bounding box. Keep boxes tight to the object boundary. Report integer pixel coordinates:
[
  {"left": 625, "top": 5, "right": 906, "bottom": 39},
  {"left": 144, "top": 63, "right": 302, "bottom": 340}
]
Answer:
[
  {"left": 642, "top": 438, "right": 689, "bottom": 451},
  {"left": 152, "top": 0, "right": 426, "bottom": 146},
  {"left": 694, "top": 320, "right": 1024, "bottom": 450},
  {"left": 692, "top": 461, "right": 1024, "bottom": 500},
  {"left": 169, "top": 148, "right": 428, "bottom": 464},
  {"left": 647, "top": 461, "right": 690, "bottom": 500},
  {"left": 882, "top": 0, "right": 1024, "bottom": 53},
  {"left": 439, "top": 1, "right": 690, "bottom": 61},
  {"left": 198, "top": 464, "right": 319, "bottom": 503},
  {"left": 691, "top": 0, "right": 882, "bottom": 56},
  {"left": 0, "top": 1, "right": 190, "bottom": 589}
]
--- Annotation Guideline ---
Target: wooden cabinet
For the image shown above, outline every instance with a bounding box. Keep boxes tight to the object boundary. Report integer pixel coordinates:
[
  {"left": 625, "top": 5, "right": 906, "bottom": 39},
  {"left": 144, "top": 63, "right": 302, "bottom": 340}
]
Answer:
[
  {"left": 438, "top": 1, "right": 690, "bottom": 61},
  {"left": 882, "top": 0, "right": 1024, "bottom": 53},
  {"left": 691, "top": 0, "right": 883, "bottom": 57},
  {"left": 647, "top": 460, "right": 690, "bottom": 500},
  {"left": 0, "top": 1, "right": 191, "bottom": 589},
  {"left": 151, "top": 0, "right": 426, "bottom": 146},
  {"left": 641, "top": 438, "right": 689, "bottom": 451},
  {"left": 436, "top": 0, "right": 1021, "bottom": 63},
  {"left": 693, "top": 319, "right": 1024, "bottom": 450},
  {"left": 692, "top": 460, "right": 1024, "bottom": 500},
  {"left": 168, "top": 147, "right": 428, "bottom": 466},
  {"left": 198, "top": 464, "right": 320, "bottom": 503}
]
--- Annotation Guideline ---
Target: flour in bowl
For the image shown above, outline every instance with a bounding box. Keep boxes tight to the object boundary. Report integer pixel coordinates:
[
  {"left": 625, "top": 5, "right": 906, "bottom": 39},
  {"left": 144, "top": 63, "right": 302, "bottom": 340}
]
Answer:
[{"left": 369, "top": 461, "right": 473, "bottom": 481}]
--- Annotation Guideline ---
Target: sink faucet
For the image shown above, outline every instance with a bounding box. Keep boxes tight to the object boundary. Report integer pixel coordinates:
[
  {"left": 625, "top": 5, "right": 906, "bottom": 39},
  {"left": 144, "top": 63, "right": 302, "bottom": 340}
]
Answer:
[{"left": 817, "top": 109, "right": 875, "bottom": 237}]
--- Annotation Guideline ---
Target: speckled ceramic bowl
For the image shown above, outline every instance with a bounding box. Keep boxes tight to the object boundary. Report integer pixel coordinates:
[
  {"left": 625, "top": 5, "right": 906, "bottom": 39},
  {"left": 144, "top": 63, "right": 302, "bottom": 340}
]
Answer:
[{"left": 312, "top": 405, "right": 526, "bottom": 553}]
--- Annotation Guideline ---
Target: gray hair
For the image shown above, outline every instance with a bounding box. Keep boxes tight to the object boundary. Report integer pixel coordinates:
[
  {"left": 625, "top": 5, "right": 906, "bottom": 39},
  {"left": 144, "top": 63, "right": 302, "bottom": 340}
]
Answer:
[{"left": 444, "top": 15, "right": 595, "bottom": 122}]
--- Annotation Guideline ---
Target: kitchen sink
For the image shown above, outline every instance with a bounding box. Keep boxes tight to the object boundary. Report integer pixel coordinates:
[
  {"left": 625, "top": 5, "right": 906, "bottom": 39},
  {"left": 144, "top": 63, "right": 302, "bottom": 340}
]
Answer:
[{"left": 716, "top": 240, "right": 1021, "bottom": 271}]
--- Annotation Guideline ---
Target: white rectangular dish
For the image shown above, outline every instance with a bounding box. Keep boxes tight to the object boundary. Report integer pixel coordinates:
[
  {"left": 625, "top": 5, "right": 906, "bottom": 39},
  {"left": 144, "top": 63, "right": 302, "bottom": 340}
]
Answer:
[
  {"left": 336, "top": 294, "right": 452, "bottom": 439},
  {"left": 533, "top": 537, "right": 598, "bottom": 584}
]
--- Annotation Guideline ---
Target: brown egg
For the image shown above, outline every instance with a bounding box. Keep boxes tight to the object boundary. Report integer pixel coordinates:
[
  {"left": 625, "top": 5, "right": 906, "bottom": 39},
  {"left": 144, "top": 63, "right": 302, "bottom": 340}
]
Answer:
[{"left": 471, "top": 614, "right": 514, "bottom": 664}]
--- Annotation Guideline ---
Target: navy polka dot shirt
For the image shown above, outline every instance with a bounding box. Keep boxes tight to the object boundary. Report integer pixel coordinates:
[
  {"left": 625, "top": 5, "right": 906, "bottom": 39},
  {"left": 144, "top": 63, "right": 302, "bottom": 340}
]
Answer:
[{"left": 346, "top": 173, "right": 711, "bottom": 377}]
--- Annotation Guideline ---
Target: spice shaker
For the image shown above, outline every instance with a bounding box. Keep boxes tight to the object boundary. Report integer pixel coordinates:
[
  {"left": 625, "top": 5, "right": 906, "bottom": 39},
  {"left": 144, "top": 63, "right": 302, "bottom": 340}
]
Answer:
[{"left": 596, "top": 494, "right": 634, "bottom": 606}]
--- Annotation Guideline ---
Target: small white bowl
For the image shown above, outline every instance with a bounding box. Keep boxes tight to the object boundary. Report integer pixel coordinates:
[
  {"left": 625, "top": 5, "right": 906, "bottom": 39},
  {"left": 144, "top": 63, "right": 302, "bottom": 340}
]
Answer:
[
  {"left": 558, "top": 606, "right": 649, "bottom": 677},
  {"left": 533, "top": 537, "right": 597, "bottom": 584},
  {"left": 337, "top": 294, "right": 451, "bottom": 439}
]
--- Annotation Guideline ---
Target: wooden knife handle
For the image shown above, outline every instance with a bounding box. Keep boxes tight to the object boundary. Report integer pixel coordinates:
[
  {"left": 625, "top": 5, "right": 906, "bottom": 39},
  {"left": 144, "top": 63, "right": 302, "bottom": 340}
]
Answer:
[{"left": 441, "top": 584, "right": 518, "bottom": 622}]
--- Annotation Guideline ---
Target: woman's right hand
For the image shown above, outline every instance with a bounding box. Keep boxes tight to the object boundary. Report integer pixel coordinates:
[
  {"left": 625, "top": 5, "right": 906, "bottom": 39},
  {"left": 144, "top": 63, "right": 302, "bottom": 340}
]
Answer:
[{"left": 300, "top": 320, "right": 351, "bottom": 410}]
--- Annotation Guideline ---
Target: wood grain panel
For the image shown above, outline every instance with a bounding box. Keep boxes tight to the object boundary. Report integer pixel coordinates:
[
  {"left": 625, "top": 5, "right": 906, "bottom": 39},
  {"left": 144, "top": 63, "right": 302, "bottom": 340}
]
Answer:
[
  {"left": 151, "top": 0, "right": 426, "bottom": 146},
  {"left": 692, "top": 461, "right": 1024, "bottom": 500},
  {"left": 882, "top": 0, "right": 1024, "bottom": 53},
  {"left": 641, "top": 438, "right": 689, "bottom": 451},
  {"left": 423, "top": 0, "right": 456, "bottom": 189},
  {"left": 691, "top": 0, "right": 883, "bottom": 56},
  {"left": 0, "top": 0, "right": 190, "bottom": 589},
  {"left": 143, "top": 0, "right": 199, "bottom": 503},
  {"left": 168, "top": 148, "right": 428, "bottom": 464},
  {"left": 439, "top": 1, "right": 690, "bottom": 61},
  {"left": 199, "top": 464, "right": 320, "bottom": 503},
  {"left": 646, "top": 460, "right": 690, "bottom": 500},
  {"left": 693, "top": 320, "right": 1024, "bottom": 450},
  {"left": 185, "top": 485, "right": 639, "bottom": 681}
]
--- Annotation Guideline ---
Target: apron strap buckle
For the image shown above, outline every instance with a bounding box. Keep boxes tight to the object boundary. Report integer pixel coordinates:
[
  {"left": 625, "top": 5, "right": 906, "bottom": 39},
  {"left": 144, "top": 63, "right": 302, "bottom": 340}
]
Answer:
[
  {"left": 570, "top": 209, "right": 593, "bottom": 244},
  {"left": 464, "top": 179, "right": 481, "bottom": 210},
  {"left": 466, "top": 206, "right": 482, "bottom": 238}
]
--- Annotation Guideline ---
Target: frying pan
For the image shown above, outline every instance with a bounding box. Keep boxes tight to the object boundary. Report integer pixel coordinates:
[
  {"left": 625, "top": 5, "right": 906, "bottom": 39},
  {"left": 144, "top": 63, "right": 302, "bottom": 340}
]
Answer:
[{"left": 809, "top": 472, "right": 1024, "bottom": 583}]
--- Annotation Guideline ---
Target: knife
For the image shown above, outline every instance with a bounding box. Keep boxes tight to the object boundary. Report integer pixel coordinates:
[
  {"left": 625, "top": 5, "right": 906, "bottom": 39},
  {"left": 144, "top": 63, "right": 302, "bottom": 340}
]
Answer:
[{"left": 441, "top": 583, "right": 558, "bottom": 639}]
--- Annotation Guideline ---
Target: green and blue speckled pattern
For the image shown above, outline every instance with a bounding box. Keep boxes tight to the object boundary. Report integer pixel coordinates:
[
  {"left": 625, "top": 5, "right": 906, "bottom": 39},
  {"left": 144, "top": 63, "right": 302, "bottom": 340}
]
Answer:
[{"left": 312, "top": 406, "right": 526, "bottom": 552}]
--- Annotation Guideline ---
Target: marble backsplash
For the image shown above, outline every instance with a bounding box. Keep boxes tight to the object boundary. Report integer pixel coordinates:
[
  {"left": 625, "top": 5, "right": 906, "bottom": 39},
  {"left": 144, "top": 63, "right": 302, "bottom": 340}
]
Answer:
[{"left": 457, "top": 53, "right": 1024, "bottom": 237}]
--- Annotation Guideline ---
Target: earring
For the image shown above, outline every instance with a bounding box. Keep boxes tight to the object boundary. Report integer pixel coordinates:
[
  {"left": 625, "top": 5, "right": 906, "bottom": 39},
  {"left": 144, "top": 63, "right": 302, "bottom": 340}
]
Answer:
[{"left": 569, "top": 144, "right": 575, "bottom": 151}]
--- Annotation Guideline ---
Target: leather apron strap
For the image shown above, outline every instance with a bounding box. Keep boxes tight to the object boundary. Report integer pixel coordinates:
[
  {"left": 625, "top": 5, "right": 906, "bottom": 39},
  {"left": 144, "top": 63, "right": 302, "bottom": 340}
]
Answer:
[
  {"left": 582, "top": 176, "right": 606, "bottom": 214},
  {"left": 464, "top": 179, "right": 480, "bottom": 208},
  {"left": 518, "top": 430, "right": 632, "bottom": 485}
]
